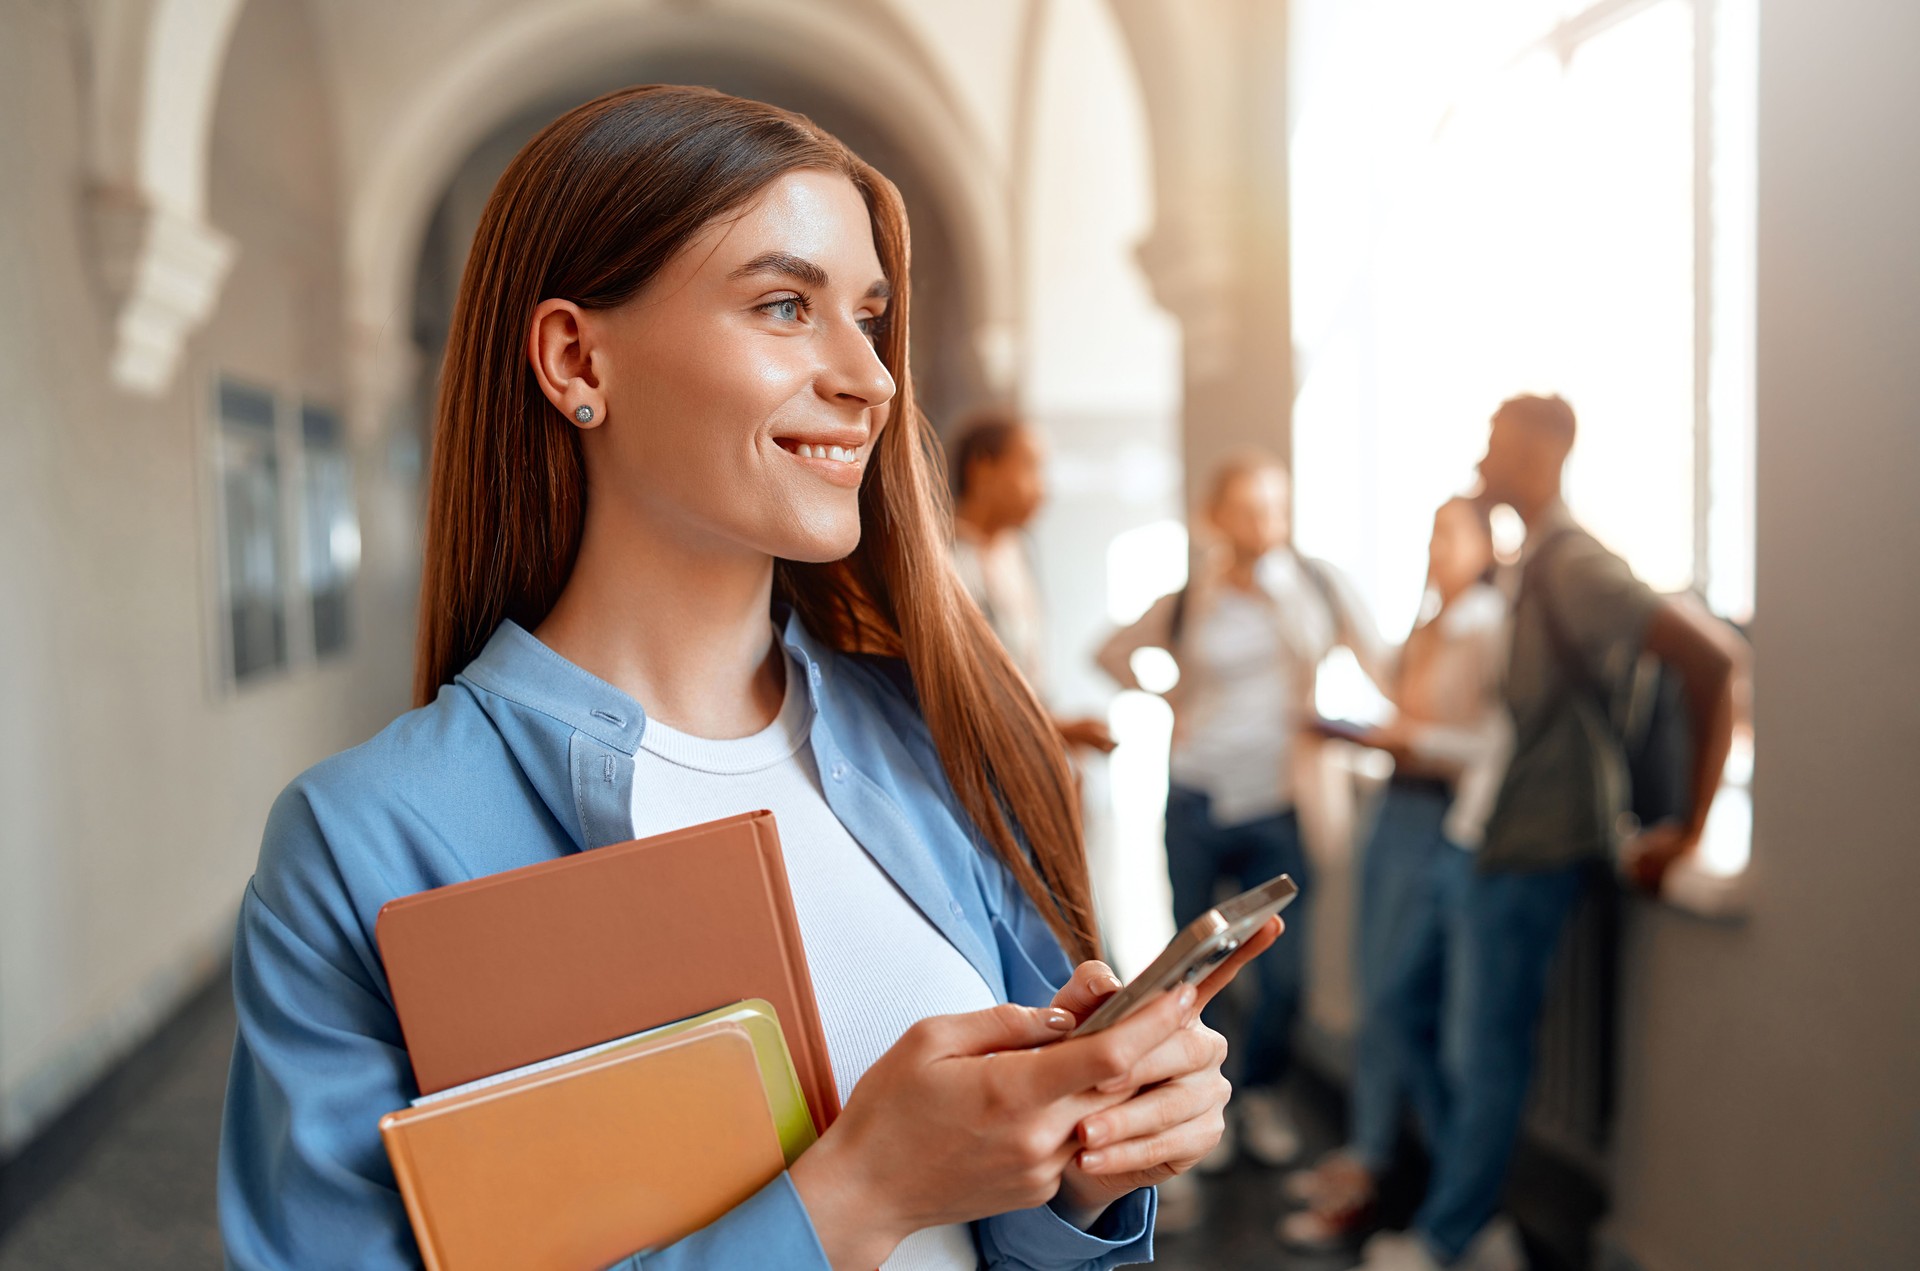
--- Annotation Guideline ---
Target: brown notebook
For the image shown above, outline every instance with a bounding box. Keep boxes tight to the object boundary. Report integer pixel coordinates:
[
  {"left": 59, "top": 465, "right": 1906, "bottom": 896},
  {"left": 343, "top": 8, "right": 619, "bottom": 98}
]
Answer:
[
  {"left": 376, "top": 809, "right": 839, "bottom": 1130},
  {"left": 380, "top": 1020, "right": 785, "bottom": 1270}
]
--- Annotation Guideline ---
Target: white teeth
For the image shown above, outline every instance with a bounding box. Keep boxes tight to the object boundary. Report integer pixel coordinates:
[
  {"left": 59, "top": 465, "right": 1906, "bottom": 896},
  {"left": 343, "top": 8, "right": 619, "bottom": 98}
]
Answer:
[{"left": 791, "top": 442, "right": 858, "bottom": 463}]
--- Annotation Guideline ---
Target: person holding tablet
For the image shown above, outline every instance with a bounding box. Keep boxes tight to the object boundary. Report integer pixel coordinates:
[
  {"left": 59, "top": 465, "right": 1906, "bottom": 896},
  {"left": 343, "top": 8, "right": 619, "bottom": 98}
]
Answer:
[{"left": 218, "top": 86, "right": 1273, "bottom": 1270}]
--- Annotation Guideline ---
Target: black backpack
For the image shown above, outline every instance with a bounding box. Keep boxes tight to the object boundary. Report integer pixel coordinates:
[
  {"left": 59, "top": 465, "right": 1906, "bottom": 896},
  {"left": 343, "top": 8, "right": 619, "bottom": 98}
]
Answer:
[{"left": 1527, "top": 530, "right": 1701, "bottom": 831}]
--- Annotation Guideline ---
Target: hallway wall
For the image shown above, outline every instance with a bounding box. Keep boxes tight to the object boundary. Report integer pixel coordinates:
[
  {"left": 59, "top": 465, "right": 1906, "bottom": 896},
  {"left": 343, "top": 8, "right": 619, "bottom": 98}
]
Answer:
[
  {"left": 0, "top": 0, "right": 415, "bottom": 1154},
  {"left": 1602, "top": 1, "right": 1920, "bottom": 1266}
]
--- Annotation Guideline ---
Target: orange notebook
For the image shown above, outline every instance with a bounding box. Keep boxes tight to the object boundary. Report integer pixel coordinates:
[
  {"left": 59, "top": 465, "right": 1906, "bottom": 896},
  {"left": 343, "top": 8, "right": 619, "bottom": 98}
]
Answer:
[
  {"left": 376, "top": 810, "right": 838, "bottom": 1130},
  {"left": 379, "top": 1020, "right": 784, "bottom": 1270}
]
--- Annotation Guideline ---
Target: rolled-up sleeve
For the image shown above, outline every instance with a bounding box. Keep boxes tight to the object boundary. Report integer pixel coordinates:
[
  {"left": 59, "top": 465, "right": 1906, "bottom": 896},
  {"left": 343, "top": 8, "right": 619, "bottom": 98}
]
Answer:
[
  {"left": 218, "top": 792, "right": 830, "bottom": 1271},
  {"left": 979, "top": 1188, "right": 1156, "bottom": 1270}
]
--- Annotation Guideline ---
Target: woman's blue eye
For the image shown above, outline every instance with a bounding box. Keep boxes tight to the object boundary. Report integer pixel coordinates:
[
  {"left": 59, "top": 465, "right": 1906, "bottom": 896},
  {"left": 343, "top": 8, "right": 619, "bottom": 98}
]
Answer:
[{"left": 765, "top": 298, "right": 802, "bottom": 321}]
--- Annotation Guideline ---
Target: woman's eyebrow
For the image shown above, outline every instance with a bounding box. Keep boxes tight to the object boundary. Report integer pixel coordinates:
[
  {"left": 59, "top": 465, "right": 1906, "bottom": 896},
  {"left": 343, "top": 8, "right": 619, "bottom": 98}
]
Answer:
[{"left": 731, "top": 251, "right": 891, "bottom": 300}]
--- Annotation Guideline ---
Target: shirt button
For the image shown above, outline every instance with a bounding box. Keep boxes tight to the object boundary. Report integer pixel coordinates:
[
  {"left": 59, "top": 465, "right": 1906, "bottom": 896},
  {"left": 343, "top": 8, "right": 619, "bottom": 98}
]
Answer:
[
  {"left": 950, "top": 901, "right": 965, "bottom": 918},
  {"left": 830, "top": 762, "right": 848, "bottom": 782}
]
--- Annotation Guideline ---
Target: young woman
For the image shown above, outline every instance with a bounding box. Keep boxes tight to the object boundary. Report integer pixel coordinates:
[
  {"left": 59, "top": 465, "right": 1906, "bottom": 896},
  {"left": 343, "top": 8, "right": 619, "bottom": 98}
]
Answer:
[
  {"left": 1279, "top": 496, "right": 1510, "bottom": 1251},
  {"left": 217, "top": 86, "right": 1274, "bottom": 1271},
  {"left": 1095, "top": 451, "right": 1387, "bottom": 1174}
]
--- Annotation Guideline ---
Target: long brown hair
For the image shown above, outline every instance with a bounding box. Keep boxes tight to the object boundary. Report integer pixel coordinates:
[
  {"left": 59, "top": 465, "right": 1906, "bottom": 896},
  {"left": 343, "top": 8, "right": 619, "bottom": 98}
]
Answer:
[{"left": 414, "top": 85, "right": 1098, "bottom": 961}]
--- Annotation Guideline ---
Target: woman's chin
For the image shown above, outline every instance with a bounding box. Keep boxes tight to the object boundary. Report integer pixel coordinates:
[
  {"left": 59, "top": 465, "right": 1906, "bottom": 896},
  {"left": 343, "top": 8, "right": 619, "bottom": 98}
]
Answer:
[{"left": 773, "top": 522, "right": 864, "bottom": 565}]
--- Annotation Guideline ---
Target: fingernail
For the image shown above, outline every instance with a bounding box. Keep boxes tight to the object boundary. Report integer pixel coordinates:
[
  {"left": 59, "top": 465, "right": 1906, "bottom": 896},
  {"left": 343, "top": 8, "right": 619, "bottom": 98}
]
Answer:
[
  {"left": 1044, "top": 1009, "right": 1075, "bottom": 1030},
  {"left": 1079, "top": 1150, "right": 1104, "bottom": 1171},
  {"left": 1082, "top": 1121, "right": 1108, "bottom": 1148},
  {"left": 1177, "top": 985, "right": 1198, "bottom": 1011},
  {"left": 1096, "top": 974, "right": 1123, "bottom": 995}
]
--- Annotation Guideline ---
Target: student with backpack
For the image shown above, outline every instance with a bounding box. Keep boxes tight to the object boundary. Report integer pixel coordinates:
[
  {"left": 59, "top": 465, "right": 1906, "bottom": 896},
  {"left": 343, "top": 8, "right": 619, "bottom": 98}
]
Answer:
[
  {"left": 1355, "top": 395, "right": 1743, "bottom": 1271},
  {"left": 1096, "top": 449, "right": 1390, "bottom": 1178}
]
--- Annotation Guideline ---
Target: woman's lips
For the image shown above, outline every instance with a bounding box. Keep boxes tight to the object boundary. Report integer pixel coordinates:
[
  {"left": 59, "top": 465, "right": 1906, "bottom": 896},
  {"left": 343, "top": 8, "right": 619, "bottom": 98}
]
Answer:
[{"left": 777, "top": 439, "right": 866, "bottom": 488}]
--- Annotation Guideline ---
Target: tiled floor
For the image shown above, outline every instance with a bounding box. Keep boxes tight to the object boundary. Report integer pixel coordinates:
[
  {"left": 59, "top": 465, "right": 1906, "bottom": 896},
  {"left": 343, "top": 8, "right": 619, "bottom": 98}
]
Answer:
[
  {"left": 0, "top": 981, "right": 1371, "bottom": 1270},
  {"left": 0, "top": 988, "right": 233, "bottom": 1270}
]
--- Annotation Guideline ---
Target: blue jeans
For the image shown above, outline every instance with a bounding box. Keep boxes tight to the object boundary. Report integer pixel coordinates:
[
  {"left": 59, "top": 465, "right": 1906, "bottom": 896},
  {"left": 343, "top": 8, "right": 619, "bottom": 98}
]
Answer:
[
  {"left": 1347, "top": 779, "right": 1454, "bottom": 1172},
  {"left": 1163, "top": 785, "right": 1311, "bottom": 1090},
  {"left": 1411, "top": 859, "right": 1586, "bottom": 1263}
]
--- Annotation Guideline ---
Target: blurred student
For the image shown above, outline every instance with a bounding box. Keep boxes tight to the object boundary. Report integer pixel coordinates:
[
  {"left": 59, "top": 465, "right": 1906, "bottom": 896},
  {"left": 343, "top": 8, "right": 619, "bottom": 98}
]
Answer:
[
  {"left": 951, "top": 410, "right": 1116, "bottom": 755},
  {"left": 1357, "top": 396, "right": 1742, "bottom": 1271},
  {"left": 1278, "top": 497, "right": 1509, "bottom": 1251},
  {"left": 1096, "top": 449, "right": 1389, "bottom": 1170}
]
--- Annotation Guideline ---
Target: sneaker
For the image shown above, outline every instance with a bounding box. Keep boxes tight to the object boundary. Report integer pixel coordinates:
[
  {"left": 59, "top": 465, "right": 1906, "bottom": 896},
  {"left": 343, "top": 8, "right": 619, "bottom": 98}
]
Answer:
[
  {"left": 1235, "top": 1088, "right": 1303, "bottom": 1167},
  {"left": 1276, "top": 1203, "right": 1369, "bottom": 1253},
  {"left": 1155, "top": 1170, "right": 1203, "bottom": 1234},
  {"left": 1195, "top": 1111, "right": 1237, "bottom": 1174},
  {"left": 1356, "top": 1218, "right": 1526, "bottom": 1271},
  {"left": 1273, "top": 1156, "right": 1375, "bottom": 1252},
  {"left": 1280, "top": 1150, "right": 1371, "bottom": 1207},
  {"left": 1456, "top": 1216, "right": 1526, "bottom": 1271},
  {"left": 1356, "top": 1231, "right": 1444, "bottom": 1271}
]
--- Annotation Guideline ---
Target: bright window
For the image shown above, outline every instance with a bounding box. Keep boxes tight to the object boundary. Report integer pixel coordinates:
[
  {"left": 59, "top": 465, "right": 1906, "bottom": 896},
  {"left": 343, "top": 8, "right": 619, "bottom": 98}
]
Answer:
[{"left": 1290, "top": 0, "right": 1756, "bottom": 873}]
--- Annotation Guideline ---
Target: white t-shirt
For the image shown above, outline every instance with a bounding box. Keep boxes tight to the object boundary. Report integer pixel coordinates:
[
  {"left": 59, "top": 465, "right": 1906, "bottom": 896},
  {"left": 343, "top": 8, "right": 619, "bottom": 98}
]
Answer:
[
  {"left": 1167, "top": 585, "right": 1303, "bottom": 825},
  {"left": 629, "top": 647, "right": 997, "bottom": 1271}
]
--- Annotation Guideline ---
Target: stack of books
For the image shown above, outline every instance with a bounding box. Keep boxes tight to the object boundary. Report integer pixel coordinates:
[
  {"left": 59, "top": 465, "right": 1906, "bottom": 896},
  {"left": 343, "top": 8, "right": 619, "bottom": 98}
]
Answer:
[{"left": 374, "top": 811, "right": 834, "bottom": 1271}]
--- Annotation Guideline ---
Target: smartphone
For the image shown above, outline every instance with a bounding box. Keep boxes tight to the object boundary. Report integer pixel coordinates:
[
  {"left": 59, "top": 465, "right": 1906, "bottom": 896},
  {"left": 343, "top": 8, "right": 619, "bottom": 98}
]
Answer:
[
  {"left": 1069, "top": 872, "right": 1299, "bottom": 1038},
  {"left": 1310, "top": 716, "right": 1375, "bottom": 745}
]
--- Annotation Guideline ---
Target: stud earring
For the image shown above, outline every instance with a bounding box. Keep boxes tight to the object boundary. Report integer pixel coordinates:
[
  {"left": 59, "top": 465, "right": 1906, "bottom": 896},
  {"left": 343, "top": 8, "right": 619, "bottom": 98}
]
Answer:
[{"left": 573, "top": 404, "right": 595, "bottom": 423}]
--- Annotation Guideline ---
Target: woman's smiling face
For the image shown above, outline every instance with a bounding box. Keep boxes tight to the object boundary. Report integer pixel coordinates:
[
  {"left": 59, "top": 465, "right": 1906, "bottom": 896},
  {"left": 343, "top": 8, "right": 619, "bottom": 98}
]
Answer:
[{"left": 556, "top": 168, "right": 897, "bottom": 564}]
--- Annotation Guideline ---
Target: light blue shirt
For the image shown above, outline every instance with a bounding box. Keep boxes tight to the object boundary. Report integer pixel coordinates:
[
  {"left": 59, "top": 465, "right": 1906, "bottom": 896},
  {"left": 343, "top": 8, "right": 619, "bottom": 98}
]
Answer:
[{"left": 217, "top": 609, "right": 1156, "bottom": 1269}]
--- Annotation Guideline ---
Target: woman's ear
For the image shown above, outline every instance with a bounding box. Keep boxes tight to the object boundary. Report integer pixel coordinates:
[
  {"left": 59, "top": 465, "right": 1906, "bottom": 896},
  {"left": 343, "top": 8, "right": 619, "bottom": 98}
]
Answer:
[{"left": 528, "top": 298, "right": 607, "bottom": 429}]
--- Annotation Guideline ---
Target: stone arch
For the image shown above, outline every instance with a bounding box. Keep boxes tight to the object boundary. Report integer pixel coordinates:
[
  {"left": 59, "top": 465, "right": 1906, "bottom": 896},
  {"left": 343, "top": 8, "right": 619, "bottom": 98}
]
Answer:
[
  {"left": 83, "top": 0, "right": 249, "bottom": 395},
  {"left": 343, "top": 0, "right": 1014, "bottom": 436}
]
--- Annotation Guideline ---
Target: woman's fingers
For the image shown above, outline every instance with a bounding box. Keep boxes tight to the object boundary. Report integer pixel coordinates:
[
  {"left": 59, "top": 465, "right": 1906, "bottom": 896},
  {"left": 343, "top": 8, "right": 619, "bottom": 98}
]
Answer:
[
  {"left": 1093, "top": 1019, "right": 1228, "bottom": 1096},
  {"left": 1025, "top": 983, "right": 1196, "bottom": 1101},
  {"left": 1049, "top": 960, "right": 1124, "bottom": 1023},
  {"left": 913, "top": 1001, "right": 1076, "bottom": 1059},
  {"left": 1075, "top": 1027, "right": 1227, "bottom": 1142},
  {"left": 1193, "top": 915, "right": 1283, "bottom": 1012},
  {"left": 1073, "top": 1075, "right": 1230, "bottom": 1174}
]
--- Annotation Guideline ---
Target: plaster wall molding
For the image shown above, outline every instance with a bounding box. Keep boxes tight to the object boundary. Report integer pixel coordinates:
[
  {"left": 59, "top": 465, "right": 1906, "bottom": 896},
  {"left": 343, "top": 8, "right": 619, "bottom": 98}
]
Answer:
[
  {"left": 87, "top": 186, "right": 237, "bottom": 396},
  {"left": 1104, "top": 0, "right": 1247, "bottom": 383},
  {"left": 82, "top": 0, "right": 248, "bottom": 397}
]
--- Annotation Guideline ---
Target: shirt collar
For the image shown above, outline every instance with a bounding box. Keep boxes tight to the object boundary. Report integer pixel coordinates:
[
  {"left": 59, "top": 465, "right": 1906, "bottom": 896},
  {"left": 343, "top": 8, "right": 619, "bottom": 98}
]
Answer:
[{"left": 459, "top": 606, "right": 836, "bottom": 757}]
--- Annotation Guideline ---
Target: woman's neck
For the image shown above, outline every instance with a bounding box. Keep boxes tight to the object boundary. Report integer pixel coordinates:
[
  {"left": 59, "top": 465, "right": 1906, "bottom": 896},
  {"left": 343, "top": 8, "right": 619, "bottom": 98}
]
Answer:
[{"left": 535, "top": 505, "right": 786, "bottom": 739}]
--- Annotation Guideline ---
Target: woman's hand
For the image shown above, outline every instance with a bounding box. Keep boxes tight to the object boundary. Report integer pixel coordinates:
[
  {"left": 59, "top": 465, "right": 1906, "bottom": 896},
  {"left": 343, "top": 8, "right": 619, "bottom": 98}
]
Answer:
[
  {"left": 1044, "top": 917, "right": 1283, "bottom": 1224},
  {"left": 789, "top": 982, "right": 1200, "bottom": 1270}
]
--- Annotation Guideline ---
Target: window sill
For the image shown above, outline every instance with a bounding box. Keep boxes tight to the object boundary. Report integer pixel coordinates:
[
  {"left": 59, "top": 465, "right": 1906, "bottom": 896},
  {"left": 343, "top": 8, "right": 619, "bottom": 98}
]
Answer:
[
  {"left": 1650, "top": 778, "right": 1753, "bottom": 921},
  {"left": 1654, "top": 851, "right": 1752, "bottom": 921}
]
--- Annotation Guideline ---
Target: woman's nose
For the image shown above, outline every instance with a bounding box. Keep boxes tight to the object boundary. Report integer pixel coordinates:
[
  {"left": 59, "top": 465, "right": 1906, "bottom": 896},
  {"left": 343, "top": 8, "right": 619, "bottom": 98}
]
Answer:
[{"left": 822, "top": 322, "right": 896, "bottom": 408}]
